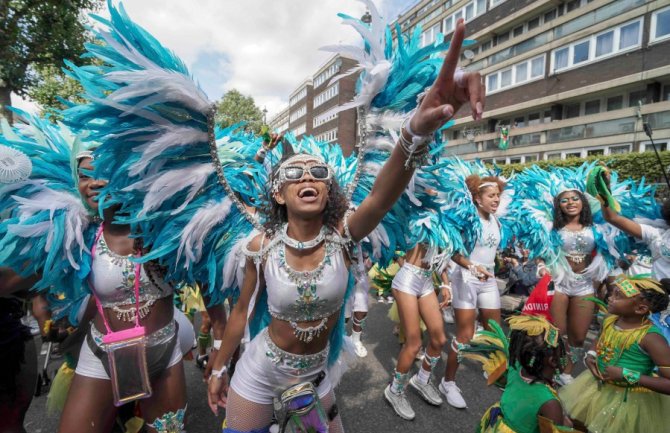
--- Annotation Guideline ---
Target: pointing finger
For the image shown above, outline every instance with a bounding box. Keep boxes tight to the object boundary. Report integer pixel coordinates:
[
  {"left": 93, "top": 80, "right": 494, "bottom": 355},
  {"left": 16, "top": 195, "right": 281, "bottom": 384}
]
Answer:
[{"left": 436, "top": 18, "right": 466, "bottom": 88}]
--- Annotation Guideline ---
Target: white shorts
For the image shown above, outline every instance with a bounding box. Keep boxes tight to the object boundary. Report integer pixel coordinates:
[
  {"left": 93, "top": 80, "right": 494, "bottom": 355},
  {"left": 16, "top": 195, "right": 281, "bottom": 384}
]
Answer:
[
  {"left": 554, "top": 275, "right": 594, "bottom": 297},
  {"left": 391, "top": 263, "right": 434, "bottom": 298},
  {"left": 230, "top": 328, "right": 331, "bottom": 405},
  {"left": 451, "top": 268, "right": 500, "bottom": 310},
  {"left": 75, "top": 321, "right": 183, "bottom": 380}
]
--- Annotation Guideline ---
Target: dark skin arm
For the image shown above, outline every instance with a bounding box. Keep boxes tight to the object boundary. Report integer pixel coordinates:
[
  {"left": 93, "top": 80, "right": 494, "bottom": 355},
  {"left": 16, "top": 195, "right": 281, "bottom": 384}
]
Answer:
[
  {"left": 601, "top": 205, "right": 643, "bottom": 239},
  {"left": 0, "top": 267, "right": 39, "bottom": 297},
  {"left": 538, "top": 399, "right": 568, "bottom": 427},
  {"left": 601, "top": 332, "right": 670, "bottom": 394}
]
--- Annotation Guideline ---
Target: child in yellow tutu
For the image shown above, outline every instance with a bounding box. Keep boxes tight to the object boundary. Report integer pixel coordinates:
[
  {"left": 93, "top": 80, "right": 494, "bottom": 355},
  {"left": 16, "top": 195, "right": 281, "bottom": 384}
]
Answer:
[
  {"left": 460, "top": 315, "right": 576, "bottom": 433},
  {"left": 559, "top": 275, "right": 670, "bottom": 433}
]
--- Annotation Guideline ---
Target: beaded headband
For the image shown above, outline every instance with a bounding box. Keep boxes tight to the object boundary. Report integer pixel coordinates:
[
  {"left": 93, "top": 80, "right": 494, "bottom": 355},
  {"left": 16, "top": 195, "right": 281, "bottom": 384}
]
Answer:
[
  {"left": 478, "top": 181, "right": 498, "bottom": 189},
  {"left": 613, "top": 274, "right": 666, "bottom": 298},
  {"left": 507, "top": 314, "right": 560, "bottom": 348},
  {"left": 558, "top": 188, "right": 580, "bottom": 195},
  {"left": 76, "top": 150, "right": 94, "bottom": 161}
]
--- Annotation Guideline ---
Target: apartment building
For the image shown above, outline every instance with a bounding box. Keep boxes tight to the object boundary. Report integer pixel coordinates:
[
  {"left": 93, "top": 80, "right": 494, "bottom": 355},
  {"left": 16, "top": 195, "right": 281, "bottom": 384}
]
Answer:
[
  {"left": 392, "top": 0, "right": 670, "bottom": 163},
  {"left": 272, "top": 55, "right": 361, "bottom": 156}
]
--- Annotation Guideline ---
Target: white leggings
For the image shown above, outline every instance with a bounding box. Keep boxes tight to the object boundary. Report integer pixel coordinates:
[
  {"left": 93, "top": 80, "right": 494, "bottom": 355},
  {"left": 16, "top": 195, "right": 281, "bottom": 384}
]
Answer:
[{"left": 391, "top": 263, "right": 434, "bottom": 298}]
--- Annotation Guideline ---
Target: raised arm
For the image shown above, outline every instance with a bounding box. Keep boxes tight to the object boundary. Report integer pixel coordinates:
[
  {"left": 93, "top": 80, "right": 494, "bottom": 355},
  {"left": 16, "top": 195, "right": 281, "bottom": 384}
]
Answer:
[
  {"left": 601, "top": 205, "right": 643, "bottom": 239},
  {"left": 347, "top": 19, "right": 485, "bottom": 241}
]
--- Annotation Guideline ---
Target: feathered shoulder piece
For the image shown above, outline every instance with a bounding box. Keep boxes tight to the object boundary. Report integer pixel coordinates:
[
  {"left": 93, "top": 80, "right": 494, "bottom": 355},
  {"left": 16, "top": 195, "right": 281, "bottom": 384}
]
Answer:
[
  {"left": 507, "top": 162, "right": 616, "bottom": 272},
  {"left": 61, "top": 1, "right": 266, "bottom": 302},
  {"left": 0, "top": 109, "right": 95, "bottom": 300},
  {"left": 457, "top": 319, "right": 509, "bottom": 386}
]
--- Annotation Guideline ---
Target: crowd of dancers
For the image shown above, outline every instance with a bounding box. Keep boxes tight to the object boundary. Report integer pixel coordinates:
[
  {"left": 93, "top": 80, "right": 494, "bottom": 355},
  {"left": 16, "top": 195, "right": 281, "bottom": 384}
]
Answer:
[{"left": 2, "top": 1, "right": 670, "bottom": 432}]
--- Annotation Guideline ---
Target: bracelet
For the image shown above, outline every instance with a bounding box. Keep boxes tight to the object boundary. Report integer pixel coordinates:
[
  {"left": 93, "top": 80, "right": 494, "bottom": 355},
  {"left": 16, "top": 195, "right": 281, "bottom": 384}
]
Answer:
[
  {"left": 209, "top": 365, "right": 228, "bottom": 382},
  {"left": 439, "top": 284, "right": 452, "bottom": 290},
  {"left": 535, "top": 263, "right": 546, "bottom": 278},
  {"left": 212, "top": 339, "right": 222, "bottom": 350},
  {"left": 256, "top": 148, "right": 267, "bottom": 159},
  {"left": 583, "top": 350, "right": 597, "bottom": 366},
  {"left": 398, "top": 114, "right": 432, "bottom": 170},
  {"left": 622, "top": 368, "right": 640, "bottom": 385}
]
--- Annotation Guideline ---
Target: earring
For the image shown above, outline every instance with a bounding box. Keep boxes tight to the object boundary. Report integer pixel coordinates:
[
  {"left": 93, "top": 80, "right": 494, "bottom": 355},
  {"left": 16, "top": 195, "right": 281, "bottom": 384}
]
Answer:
[{"left": 529, "top": 355, "right": 536, "bottom": 368}]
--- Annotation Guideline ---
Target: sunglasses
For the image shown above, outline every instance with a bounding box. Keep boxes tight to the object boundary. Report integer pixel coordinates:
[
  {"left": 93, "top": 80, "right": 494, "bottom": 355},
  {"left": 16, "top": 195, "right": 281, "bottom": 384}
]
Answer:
[
  {"left": 559, "top": 196, "right": 581, "bottom": 204},
  {"left": 280, "top": 164, "right": 331, "bottom": 182}
]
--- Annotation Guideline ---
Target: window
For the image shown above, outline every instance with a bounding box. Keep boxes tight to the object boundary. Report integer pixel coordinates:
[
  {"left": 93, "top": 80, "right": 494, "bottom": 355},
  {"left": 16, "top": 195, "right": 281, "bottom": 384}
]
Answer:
[
  {"left": 313, "top": 83, "right": 339, "bottom": 108},
  {"left": 585, "top": 100, "right": 600, "bottom": 115},
  {"left": 314, "top": 60, "right": 341, "bottom": 88},
  {"left": 566, "top": 0, "right": 580, "bottom": 13},
  {"left": 290, "top": 88, "right": 307, "bottom": 106},
  {"left": 513, "top": 26, "right": 524, "bottom": 37},
  {"left": 629, "top": 90, "right": 647, "bottom": 107},
  {"left": 573, "top": 40, "right": 589, "bottom": 65},
  {"left": 444, "top": 16, "right": 454, "bottom": 34},
  {"left": 316, "top": 128, "right": 337, "bottom": 143},
  {"left": 651, "top": 6, "right": 670, "bottom": 43},
  {"left": 465, "top": 3, "right": 475, "bottom": 20},
  {"left": 641, "top": 141, "right": 668, "bottom": 152},
  {"left": 442, "top": 0, "right": 486, "bottom": 30},
  {"left": 314, "top": 112, "right": 337, "bottom": 127},
  {"left": 496, "top": 31, "right": 509, "bottom": 45},
  {"left": 514, "top": 117, "right": 525, "bottom": 128},
  {"left": 587, "top": 148, "right": 605, "bottom": 156},
  {"left": 544, "top": 9, "right": 556, "bottom": 23},
  {"left": 509, "top": 157, "right": 522, "bottom": 164},
  {"left": 481, "top": 40, "right": 492, "bottom": 52},
  {"left": 525, "top": 154, "right": 539, "bottom": 162},
  {"left": 292, "top": 123, "right": 306, "bottom": 136},
  {"left": 607, "top": 95, "right": 623, "bottom": 111},
  {"left": 544, "top": 110, "right": 552, "bottom": 123},
  {"left": 289, "top": 105, "right": 306, "bottom": 122},
  {"left": 528, "top": 113, "right": 541, "bottom": 126},
  {"left": 565, "top": 151, "right": 581, "bottom": 159},
  {"left": 609, "top": 144, "right": 631, "bottom": 154},
  {"left": 547, "top": 153, "right": 561, "bottom": 160},
  {"left": 565, "top": 103, "right": 580, "bottom": 119},
  {"left": 595, "top": 31, "right": 614, "bottom": 57},
  {"left": 528, "top": 17, "right": 540, "bottom": 31},
  {"left": 551, "top": 19, "right": 643, "bottom": 73},
  {"left": 487, "top": 54, "right": 545, "bottom": 93},
  {"left": 421, "top": 23, "right": 442, "bottom": 47},
  {"left": 663, "top": 85, "right": 670, "bottom": 102},
  {"left": 619, "top": 21, "right": 641, "bottom": 49}
]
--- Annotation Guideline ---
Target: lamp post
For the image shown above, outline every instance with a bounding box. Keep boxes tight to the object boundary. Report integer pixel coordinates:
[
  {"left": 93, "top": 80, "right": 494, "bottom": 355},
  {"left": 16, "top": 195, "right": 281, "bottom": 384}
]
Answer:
[
  {"left": 262, "top": 106, "right": 268, "bottom": 125},
  {"left": 361, "top": 10, "right": 372, "bottom": 24}
]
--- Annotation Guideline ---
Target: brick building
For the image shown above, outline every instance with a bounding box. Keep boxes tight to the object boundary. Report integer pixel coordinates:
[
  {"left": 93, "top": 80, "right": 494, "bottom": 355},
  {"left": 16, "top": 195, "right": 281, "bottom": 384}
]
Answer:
[
  {"left": 392, "top": 0, "right": 670, "bottom": 163},
  {"left": 270, "top": 55, "right": 361, "bottom": 156}
]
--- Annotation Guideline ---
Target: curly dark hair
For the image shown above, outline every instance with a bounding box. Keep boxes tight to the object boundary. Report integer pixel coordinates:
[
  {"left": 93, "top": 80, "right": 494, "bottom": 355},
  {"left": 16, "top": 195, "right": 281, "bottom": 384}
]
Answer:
[
  {"left": 640, "top": 278, "right": 670, "bottom": 313},
  {"left": 552, "top": 190, "right": 593, "bottom": 231},
  {"left": 263, "top": 153, "right": 349, "bottom": 234},
  {"left": 508, "top": 329, "right": 567, "bottom": 385}
]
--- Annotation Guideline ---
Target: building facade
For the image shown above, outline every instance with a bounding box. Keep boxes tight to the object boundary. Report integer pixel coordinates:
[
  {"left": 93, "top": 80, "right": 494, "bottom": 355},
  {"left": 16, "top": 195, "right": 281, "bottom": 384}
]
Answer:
[
  {"left": 271, "top": 55, "right": 361, "bottom": 156},
  {"left": 392, "top": 0, "right": 670, "bottom": 163}
]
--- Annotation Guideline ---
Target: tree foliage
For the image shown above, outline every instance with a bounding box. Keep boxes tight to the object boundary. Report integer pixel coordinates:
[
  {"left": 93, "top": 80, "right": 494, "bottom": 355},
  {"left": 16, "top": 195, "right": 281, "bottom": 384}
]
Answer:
[
  {"left": 27, "top": 64, "right": 86, "bottom": 120},
  {"left": 0, "top": 0, "right": 103, "bottom": 119},
  {"left": 215, "top": 89, "right": 265, "bottom": 133}
]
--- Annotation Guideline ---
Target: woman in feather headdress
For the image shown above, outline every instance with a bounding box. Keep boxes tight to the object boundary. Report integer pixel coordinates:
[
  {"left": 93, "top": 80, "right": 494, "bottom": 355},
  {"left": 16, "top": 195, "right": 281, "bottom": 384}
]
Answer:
[{"left": 206, "top": 18, "right": 485, "bottom": 433}]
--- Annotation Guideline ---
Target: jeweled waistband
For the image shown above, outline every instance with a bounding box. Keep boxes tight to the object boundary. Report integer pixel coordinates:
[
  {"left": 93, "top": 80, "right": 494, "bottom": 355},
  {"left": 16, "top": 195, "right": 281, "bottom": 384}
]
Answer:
[
  {"left": 90, "top": 320, "right": 176, "bottom": 347},
  {"left": 404, "top": 262, "right": 433, "bottom": 279},
  {"left": 262, "top": 328, "right": 329, "bottom": 373}
]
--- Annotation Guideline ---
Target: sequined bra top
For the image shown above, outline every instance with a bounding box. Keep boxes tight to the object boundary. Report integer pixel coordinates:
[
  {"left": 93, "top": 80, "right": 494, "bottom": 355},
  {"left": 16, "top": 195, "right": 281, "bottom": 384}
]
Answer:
[
  {"left": 559, "top": 226, "right": 595, "bottom": 264},
  {"left": 90, "top": 233, "right": 173, "bottom": 308},
  {"left": 263, "top": 237, "right": 349, "bottom": 323}
]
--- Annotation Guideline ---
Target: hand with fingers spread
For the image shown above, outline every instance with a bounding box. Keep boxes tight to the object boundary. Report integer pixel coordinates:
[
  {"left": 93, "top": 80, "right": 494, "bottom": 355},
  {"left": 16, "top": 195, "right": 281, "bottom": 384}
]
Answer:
[{"left": 409, "top": 19, "right": 485, "bottom": 137}]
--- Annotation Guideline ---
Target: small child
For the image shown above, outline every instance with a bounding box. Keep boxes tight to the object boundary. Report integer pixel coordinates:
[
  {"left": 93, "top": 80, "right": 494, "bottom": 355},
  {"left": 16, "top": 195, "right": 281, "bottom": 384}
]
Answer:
[
  {"left": 460, "top": 314, "right": 575, "bottom": 433},
  {"left": 559, "top": 275, "right": 670, "bottom": 433}
]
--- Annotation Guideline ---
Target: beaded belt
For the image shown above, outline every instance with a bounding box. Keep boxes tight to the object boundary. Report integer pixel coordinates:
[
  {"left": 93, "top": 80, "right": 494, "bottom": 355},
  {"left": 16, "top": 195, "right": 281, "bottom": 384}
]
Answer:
[
  {"left": 404, "top": 263, "right": 433, "bottom": 279},
  {"left": 90, "top": 320, "right": 176, "bottom": 347},
  {"left": 263, "top": 329, "right": 329, "bottom": 374}
]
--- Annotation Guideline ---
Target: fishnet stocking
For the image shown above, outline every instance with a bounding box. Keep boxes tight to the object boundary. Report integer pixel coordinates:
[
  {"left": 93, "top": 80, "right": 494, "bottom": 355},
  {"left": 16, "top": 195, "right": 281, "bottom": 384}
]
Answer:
[{"left": 224, "top": 389, "right": 345, "bottom": 432}]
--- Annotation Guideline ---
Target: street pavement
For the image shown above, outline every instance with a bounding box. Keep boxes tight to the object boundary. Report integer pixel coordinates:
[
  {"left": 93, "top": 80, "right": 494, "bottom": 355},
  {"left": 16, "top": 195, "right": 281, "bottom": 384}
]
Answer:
[{"left": 25, "top": 298, "right": 560, "bottom": 432}]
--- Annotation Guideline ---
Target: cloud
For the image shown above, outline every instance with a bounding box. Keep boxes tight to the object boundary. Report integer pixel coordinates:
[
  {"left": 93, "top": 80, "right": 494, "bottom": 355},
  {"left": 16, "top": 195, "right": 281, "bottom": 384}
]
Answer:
[
  {"left": 12, "top": 0, "right": 405, "bottom": 118},
  {"left": 101, "top": 0, "right": 402, "bottom": 116}
]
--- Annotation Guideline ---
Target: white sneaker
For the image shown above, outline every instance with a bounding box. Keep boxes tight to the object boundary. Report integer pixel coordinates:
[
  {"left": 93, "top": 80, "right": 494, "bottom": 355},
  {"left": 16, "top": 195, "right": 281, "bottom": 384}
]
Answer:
[
  {"left": 439, "top": 380, "right": 467, "bottom": 409},
  {"left": 556, "top": 373, "right": 574, "bottom": 387},
  {"left": 386, "top": 295, "right": 395, "bottom": 304},
  {"left": 442, "top": 307, "right": 455, "bottom": 324},
  {"left": 384, "top": 384, "right": 416, "bottom": 420},
  {"left": 353, "top": 340, "right": 368, "bottom": 357},
  {"left": 377, "top": 295, "right": 385, "bottom": 303},
  {"left": 409, "top": 374, "right": 443, "bottom": 406}
]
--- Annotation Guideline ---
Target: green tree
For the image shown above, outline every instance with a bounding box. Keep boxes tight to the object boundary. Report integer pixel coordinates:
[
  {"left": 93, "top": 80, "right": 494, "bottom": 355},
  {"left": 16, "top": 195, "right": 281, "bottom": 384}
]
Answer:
[
  {"left": 0, "top": 0, "right": 103, "bottom": 122},
  {"left": 28, "top": 64, "right": 85, "bottom": 120},
  {"left": 215, "top": 89, "right": 264, "bottom": 133}
]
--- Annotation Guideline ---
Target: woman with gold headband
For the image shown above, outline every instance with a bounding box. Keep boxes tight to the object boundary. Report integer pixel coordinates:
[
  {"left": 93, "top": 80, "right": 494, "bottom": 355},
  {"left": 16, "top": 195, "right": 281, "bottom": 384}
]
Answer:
[
  {"left": 506, "top": 163, "right": 618, "bottom": 386},
  {"left": 459, "top": 314, "right": 575, "bottom": 433},
  {"left": 559, "top": 275, "right": 670, "bottom": 433}
]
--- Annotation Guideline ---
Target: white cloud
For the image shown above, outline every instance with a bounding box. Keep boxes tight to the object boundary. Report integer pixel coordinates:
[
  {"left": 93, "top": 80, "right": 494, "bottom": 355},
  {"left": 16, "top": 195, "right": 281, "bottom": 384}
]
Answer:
[
  {"left": 10, "top": 93, "right": 40, "bottom": 115},
  {"left": 101, "top": 0, "right": 402, "bottom": 117}
]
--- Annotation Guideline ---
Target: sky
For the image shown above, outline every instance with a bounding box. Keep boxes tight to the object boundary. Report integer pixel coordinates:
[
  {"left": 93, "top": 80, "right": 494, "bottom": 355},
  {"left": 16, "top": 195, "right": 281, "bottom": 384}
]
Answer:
[{"left": 12, "top": 0, "right": 410, "bottom": 119}]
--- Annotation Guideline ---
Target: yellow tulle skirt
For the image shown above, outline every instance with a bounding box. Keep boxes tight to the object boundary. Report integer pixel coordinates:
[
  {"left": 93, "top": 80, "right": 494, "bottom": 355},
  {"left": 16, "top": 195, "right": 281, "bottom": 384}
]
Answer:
[
  {"left": 478, "top": 404, "right": 517, "bottom": 433},
  {"left": 559, "top": 371, "right": 670, "bottom": 433}
]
